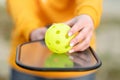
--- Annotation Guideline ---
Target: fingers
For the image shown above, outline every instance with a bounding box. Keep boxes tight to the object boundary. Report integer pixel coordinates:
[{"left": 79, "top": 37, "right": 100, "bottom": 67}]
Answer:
[
  {"left": 65, "top": 17, "right": 84, "bottom": 37},
  {"left": 30, "top": 27, "right": 47, "bottom": 41},
  {"left": 67, "top": 15, "right": 92, "bottom": 37},
  {"left": 69, "top": 32, "right": 92, "bottom": 53},
  {"left": 68, "top": 19, "right": 84, "bottom": 36},
  {"left": 70, "top": 26, "right": 90, "bottom": 47},
  {"left": 65, "top": 15, "right": 94, "bottom": 53}
]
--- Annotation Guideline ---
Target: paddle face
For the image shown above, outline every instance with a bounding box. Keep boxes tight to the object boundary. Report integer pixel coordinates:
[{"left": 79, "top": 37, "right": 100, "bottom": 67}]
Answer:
[{"left": 16, "top": 40, "right": 102, "bottom": 71}]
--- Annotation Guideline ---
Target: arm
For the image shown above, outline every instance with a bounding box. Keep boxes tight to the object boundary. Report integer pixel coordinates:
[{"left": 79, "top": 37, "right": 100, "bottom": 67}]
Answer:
[{"left": 7, "top": 0, "right": 42, "bottom": 41}]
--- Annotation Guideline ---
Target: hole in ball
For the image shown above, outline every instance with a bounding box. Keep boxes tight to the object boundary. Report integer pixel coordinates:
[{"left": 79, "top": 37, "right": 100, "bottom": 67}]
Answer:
[
  {"left": 56, "top": 30, "right": 60, "bottom": 34},
  {"left": 65, "top": 45, "right": 69, "bottom": 49},
  {"left": 55, "top": 49, "right": 59, "bottom": 52},
  {"left": 65, "top": 34, "right": 69, "bottom": 39},
  {"left": 56, "top": 40, "right": 60, "bottom": 44}
]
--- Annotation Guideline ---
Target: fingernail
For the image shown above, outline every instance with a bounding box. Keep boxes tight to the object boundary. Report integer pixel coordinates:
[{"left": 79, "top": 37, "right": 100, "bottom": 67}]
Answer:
[
  {"left": 68, "top": 32, "right": 72, "bottom": 36},
  {"left": 69, "top": 56, "right": 74, "bottom": 60},
  {"left": 70, "top": 42, "right": 74, "bottom": 47},
  {"left": 69, "top": 49, "right": 74, "bottom": 53}
]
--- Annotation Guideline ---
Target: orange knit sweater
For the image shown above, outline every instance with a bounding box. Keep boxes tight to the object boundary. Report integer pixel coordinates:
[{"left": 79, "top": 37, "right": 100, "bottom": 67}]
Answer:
[{"left": 7, "top": 0, "right": 102, "bottom": 79}]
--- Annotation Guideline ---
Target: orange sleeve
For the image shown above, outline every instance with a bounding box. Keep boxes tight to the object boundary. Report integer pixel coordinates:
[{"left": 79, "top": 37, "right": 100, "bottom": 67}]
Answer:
[
  {"left": 75, "top": 0, "right": 102, "bottom": 28},
  {"left": 7, "top": 0, "right": 42, "bottom": 41}
]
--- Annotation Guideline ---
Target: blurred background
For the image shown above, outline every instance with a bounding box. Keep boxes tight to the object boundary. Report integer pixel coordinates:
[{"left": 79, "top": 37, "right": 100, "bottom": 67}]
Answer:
[{"left": 0, "top": 0, "right": 120, "bottom": 80}]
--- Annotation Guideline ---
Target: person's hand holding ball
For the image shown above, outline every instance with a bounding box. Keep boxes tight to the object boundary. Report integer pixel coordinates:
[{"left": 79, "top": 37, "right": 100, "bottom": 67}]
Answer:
[
  {"left": 45, "top": 15, "right": 94, "bottom": 54},
  {"left": 30, "top": 15, "right": 94, "bottom": 54},
  {"left": 66, "top": 15, "right": 94, "bottom": 53}
]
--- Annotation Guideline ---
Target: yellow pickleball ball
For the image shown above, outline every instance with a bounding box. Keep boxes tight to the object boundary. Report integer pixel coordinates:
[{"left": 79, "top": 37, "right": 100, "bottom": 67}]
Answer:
[{"left": 45, "top": 23, "right": 75, "bottom": 54}]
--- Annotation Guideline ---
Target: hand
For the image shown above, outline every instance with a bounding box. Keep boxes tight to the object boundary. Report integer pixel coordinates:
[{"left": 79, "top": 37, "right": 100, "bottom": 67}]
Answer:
[
  {"left": 30, "top": 27, "right": 47, "bottom": 41},
  {"left": 65, "top": 15, "right": 94, "bottom": 53}
]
